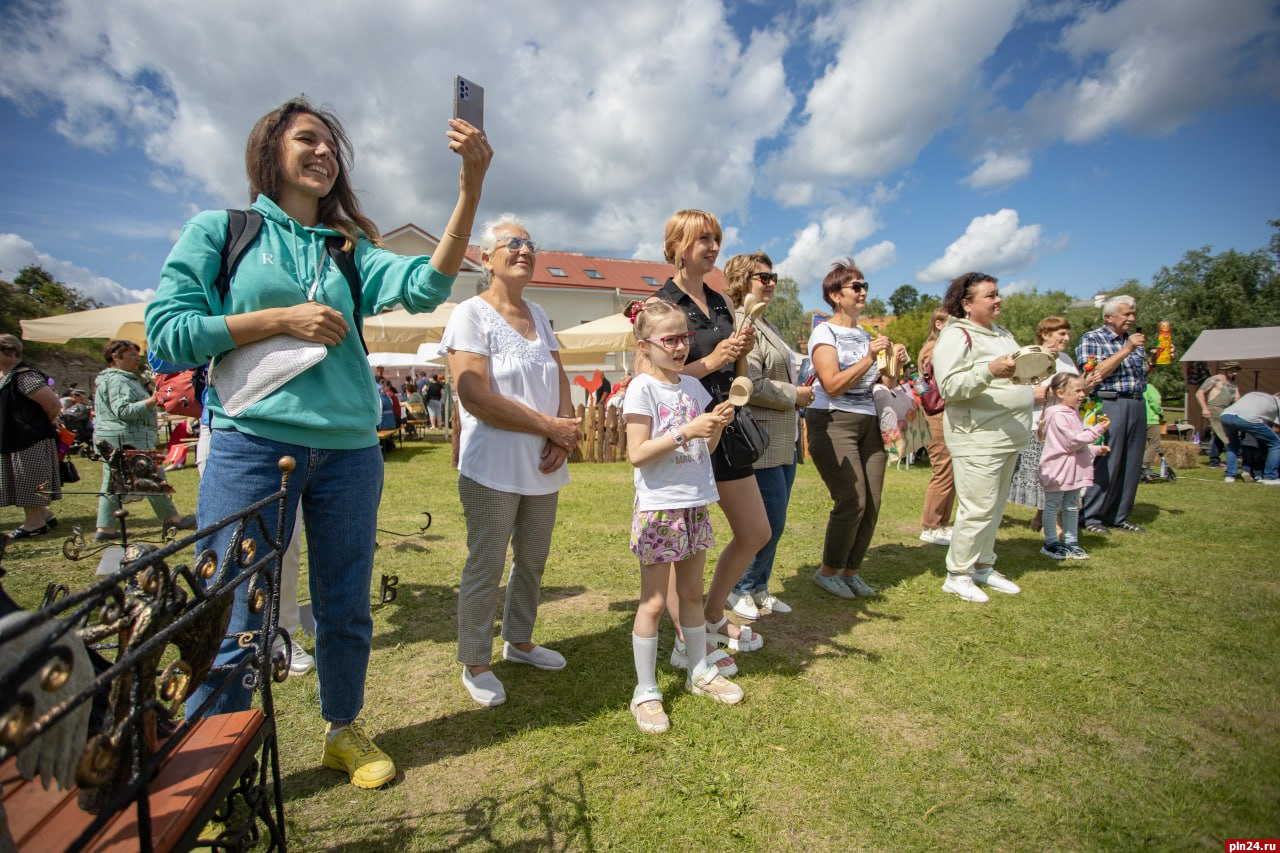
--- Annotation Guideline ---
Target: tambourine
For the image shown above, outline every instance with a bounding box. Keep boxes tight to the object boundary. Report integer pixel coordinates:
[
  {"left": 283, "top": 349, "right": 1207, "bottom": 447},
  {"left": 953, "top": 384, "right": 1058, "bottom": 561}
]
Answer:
[{"left": 1009, "top": 345, "right": 1056, "bottom": 385}]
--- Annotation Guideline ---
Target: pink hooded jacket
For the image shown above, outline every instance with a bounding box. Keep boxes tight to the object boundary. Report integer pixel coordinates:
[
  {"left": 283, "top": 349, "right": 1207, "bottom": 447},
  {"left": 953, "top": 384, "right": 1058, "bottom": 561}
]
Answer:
[{"left": 1038, "top": 404, "right": 1108, "bottom": 492}]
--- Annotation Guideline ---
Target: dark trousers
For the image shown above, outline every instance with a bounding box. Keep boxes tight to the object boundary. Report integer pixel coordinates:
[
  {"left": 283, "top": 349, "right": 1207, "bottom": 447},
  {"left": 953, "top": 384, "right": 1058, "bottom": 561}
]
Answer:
[{"left": 1082, "top": 397, "right": 1146, "bottom": 527}]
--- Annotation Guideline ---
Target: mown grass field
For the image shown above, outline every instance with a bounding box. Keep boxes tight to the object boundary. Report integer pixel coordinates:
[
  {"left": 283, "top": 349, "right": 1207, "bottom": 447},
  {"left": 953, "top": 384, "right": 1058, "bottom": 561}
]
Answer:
[{"left": 4, "top": 442, "right": 1277, "bottom": 851}]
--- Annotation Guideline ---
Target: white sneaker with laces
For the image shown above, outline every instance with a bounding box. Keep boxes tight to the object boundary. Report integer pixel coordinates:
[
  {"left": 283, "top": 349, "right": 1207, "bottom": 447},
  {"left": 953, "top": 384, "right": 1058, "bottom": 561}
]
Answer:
[
  {"left": 941, "top": 574, "right": 989, "bottom": 603},
  {"left": 918, "top": 527, "right": 951, "bottom": 545},
  {"left": 727, "top": 591, "right": 760, "bottom": 621},
  {"left": 753, "top": 590, "right": 792, "bottom": 615},
  {"left": 289, "top": 638, "right": 315, "bottom": 676},
  {"left": 973, "top": 568, "right": 1021, "bottom": 595}
]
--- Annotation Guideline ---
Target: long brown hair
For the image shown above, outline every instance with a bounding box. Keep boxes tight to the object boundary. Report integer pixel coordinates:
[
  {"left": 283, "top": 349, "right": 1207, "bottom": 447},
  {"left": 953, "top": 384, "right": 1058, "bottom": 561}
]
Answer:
[{"left": 245, "top": 96, "right": 382, "bottom": 251}]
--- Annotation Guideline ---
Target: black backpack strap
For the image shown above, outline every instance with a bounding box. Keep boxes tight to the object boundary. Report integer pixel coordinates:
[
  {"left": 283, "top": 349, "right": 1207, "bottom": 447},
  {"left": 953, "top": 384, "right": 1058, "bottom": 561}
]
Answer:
[
  {"left": 326, "top": 235, "right": 367, "bottom": 354},
  {"left": 215, "top": 209, "right": 264, "bottom": 305}
]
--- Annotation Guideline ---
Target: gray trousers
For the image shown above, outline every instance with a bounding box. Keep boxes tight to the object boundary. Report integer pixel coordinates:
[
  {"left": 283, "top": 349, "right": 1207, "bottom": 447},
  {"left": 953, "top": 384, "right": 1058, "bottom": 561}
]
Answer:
[
  {"left": 1082, "top": 397, "right": 1145, "bottom": 527},
  {"left": 456, "top": 475, "right": 560, "bottom": 666}
]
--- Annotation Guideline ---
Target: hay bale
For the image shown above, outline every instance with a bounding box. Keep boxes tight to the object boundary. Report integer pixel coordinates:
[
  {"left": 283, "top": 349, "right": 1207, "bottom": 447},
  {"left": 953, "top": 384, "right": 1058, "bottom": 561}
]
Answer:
[{"left": 1161, "top": 440, "right": 1200, "bottom": 469}]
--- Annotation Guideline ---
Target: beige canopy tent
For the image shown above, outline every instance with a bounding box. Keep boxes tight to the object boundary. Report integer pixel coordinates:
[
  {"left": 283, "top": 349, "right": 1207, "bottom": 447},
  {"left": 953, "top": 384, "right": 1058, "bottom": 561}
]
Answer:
[
  {"left": 361, "top": 303, "right": 457, "bottom": 353},
  {"left": 555, "top": 312, "right": 634, "bottom": 355},
  {"left": 1179, "top": 326, "right": 1280, "bottom": 434},
  {"left": 19, "top": 302, "right": 148, "bottom": 345}
]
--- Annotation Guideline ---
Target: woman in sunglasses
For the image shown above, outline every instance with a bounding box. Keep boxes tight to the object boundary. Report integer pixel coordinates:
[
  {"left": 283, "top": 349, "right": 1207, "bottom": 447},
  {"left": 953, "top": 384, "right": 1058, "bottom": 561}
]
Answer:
[
  {"left": 806, "top": 259, "right": 906, "bottom": 600},
  {"left": 650, "top": 210, "right": 769, "bottom": 677},
  {"left": 721, "top": 252, "right": 814, "bottom": 619},
  {"left": 442, "top": 214, "right": 583, "bottom": 707}
]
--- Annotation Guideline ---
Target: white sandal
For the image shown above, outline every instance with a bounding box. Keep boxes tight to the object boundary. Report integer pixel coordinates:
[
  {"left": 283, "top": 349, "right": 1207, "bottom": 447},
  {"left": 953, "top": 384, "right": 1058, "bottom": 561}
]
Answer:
[
  {"left": 670, "top": 636, "right": 738, "bottom": 676},
  {"left": 708, "top": 616, "right": 763, "bottom": 652}
]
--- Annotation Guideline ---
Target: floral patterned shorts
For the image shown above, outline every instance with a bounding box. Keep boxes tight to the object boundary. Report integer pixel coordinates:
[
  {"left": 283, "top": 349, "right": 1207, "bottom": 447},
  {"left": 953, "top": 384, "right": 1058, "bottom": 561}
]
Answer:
[{"left": 630, "top": 505, "right": 715, "bottom": 565}]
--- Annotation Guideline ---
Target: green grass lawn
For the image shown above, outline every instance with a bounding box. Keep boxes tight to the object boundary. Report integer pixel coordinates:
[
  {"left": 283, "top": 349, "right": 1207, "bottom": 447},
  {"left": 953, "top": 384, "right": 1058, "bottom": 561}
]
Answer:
[{"left": 4, "top": 445, "right": 1277, "bottom": 850}]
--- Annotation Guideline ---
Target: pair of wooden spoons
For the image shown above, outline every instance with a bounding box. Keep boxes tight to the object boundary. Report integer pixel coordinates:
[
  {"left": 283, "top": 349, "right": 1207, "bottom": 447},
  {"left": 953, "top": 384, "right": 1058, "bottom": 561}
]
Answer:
[{"left": 727, "top": 294, "right": 769, "bottom": 407}]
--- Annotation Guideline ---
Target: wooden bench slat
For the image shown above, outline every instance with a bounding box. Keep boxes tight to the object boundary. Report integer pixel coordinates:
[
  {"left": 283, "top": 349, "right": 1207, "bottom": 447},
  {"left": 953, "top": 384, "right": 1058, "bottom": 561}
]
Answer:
[{"left": 3, "top": 710, "right": 264, "bottom": 852}]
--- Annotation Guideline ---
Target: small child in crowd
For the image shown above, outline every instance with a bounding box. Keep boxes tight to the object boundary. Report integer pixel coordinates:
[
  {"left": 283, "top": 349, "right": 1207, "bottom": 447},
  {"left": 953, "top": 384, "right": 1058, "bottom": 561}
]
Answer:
[
  {"left": 623, "top": 301, "right": 740, "bottom": 733},
  {"left": 1038, "top": 373, "right": 1111, "bottom": 560}
]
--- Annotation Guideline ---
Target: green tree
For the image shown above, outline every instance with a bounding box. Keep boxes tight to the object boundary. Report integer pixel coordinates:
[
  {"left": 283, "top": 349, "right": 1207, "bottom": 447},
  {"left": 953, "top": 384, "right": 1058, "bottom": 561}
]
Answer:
[
  {"left": 767, "top": 276, "right": 811, "bottom": 352},
  {"left": 865, "top": 297, "right": 888, "bottom": 318},
  {"left": 1, "top": 266, "right": 101, "bottom": 339},
  {"left": 888, "top": 284, "right": 920, "bottom": 316}
]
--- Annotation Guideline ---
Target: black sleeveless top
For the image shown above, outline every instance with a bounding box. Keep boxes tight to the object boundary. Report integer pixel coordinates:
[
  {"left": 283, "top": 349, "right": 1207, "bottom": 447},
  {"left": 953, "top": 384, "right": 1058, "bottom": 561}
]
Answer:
[{"left": 654, "top": 279, "right": 736, "bottom": 400}]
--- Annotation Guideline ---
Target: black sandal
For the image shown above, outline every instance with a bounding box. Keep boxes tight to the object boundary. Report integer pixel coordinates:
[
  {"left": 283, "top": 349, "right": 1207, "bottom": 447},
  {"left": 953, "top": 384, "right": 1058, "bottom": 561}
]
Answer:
[{"left": 8, "top": 525, "right": 49, "bottom": 540}]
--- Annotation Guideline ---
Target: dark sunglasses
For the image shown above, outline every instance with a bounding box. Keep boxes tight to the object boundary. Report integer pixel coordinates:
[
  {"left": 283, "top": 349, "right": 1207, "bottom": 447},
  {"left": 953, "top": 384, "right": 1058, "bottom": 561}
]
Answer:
[
  {"left": 752, "top": 272, "right": 779, "bottom": 284},
  {"left": 841, "top": 281, "right": 868, "bottom": 293}
]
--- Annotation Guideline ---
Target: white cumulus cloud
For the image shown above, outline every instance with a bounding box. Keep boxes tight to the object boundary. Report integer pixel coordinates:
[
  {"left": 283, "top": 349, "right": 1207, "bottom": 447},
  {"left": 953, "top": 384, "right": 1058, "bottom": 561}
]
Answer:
[
  {"left": 0, "top": 234, "right": 154, "bottom": 305},
  {"left": 963, "top": 151, "right": 1032, "bottom": 189},
  {"left": 775, "top": 206, "right": 885, "bottom": 289},
  {"left": 917, "top": 209, "right": 1047, "bottom": 283}
]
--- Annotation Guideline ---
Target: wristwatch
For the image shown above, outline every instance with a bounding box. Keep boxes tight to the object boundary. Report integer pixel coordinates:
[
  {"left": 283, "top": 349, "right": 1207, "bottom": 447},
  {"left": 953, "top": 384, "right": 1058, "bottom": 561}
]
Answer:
[{"left": 672, "top": 431, "right": 688, "bottom": 446}]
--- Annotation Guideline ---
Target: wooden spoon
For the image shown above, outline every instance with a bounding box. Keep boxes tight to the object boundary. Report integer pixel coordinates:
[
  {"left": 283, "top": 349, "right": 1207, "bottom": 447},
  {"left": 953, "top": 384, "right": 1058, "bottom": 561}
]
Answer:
[{"left": 727, "top": 375, "right": 752, "bottom": 407}]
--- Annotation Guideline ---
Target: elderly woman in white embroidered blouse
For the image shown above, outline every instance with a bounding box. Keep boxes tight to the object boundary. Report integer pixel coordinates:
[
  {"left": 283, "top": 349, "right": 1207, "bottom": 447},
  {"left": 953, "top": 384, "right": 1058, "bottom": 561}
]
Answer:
[{"left": 441, "top": 214, "right": 583, "bottom": 707}]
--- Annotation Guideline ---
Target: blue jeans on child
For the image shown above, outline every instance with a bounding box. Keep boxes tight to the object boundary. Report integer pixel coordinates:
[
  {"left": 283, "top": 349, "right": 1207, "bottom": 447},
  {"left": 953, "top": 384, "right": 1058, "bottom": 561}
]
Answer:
[
  {"left": 185, "top": 428, "right": 383, "bottom": 726},
  {"left": 734, "top": 462, "right": 796, "bottom": 595},
  {"left": 1042, "top": 488, "right": 1081, "bottom": 547}
]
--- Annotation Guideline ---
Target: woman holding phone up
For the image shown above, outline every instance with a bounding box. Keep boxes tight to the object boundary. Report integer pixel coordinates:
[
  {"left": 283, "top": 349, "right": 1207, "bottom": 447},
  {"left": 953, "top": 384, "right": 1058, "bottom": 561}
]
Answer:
[{"left": 147, "top": 96, "right": 491, "bottom": 789}]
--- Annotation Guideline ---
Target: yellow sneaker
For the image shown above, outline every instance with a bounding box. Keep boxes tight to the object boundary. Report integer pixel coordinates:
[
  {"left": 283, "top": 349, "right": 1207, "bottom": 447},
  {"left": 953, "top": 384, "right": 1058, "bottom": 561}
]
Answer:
[{"left": 321, "top": 721, "right": 396, "bottom": 789}]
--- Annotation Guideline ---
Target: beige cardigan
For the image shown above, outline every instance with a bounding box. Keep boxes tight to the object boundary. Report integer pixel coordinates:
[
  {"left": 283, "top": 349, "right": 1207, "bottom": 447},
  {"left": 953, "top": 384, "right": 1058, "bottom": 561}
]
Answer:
[{"left": 737, "top": 309, "right": 801, "bottom": 469}]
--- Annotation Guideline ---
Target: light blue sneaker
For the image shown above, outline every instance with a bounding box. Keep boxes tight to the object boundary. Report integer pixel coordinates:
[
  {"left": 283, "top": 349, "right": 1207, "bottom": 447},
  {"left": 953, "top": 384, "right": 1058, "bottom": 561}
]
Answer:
[
  {"left": 840, "top": 573, "right": 878, "bottom": 597},
  {"left": 813, "top": 570, "right": 855, "bottom": 599}
]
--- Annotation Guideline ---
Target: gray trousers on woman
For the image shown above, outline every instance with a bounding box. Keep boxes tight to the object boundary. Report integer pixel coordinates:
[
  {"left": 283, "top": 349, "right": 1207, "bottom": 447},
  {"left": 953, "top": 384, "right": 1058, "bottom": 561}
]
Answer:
[
  {"left": 805, "top": 409, "right": 886, "bottom": 570},
  {"left": 456, "top": 475, "right": 560, "bottom": 666}
]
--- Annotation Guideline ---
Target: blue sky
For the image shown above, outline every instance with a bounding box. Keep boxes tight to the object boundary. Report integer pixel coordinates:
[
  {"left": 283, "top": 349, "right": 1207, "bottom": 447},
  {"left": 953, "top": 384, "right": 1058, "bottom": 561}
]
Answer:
[{"left": 1, "top": 0, "right": 1277, "bottom": 310}]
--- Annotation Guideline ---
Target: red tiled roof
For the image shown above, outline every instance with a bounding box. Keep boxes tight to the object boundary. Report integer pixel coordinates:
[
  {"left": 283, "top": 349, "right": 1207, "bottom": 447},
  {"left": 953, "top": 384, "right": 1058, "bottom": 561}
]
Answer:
[{"left": 462, "top": 246, "right": 725, "bottom": 295}]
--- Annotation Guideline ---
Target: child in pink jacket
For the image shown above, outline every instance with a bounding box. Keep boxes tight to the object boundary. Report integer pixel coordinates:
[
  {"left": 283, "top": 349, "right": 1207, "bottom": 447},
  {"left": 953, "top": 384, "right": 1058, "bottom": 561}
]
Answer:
[{"left": 1038, "top": 374, "right": 1111, "bottom": 560}]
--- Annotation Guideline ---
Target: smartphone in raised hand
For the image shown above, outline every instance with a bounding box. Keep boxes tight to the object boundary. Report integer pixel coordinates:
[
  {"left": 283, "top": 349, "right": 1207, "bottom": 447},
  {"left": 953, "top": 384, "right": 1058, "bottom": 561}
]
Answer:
[{"left": 452, "top": 75, "right": 484, "bottom": 131}]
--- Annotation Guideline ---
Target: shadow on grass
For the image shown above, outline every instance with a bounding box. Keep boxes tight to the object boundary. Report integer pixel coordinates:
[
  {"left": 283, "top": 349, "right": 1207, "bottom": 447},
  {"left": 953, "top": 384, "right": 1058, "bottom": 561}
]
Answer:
[
  {"left": 313, "top": 770, "right": 597, "bottom": 852},
  {"left": 371, "top": 582, "right": 589, "bottom": 648}
]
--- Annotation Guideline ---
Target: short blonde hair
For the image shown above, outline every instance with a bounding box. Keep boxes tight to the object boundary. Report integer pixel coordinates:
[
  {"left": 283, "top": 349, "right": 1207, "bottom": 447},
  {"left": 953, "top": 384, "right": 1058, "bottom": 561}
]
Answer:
[
  {"left": 722, "top": 251, "right": 773, "bottom": 308},
  {"left": 663, "top": 209, "right": 721, "bottom": 268}
]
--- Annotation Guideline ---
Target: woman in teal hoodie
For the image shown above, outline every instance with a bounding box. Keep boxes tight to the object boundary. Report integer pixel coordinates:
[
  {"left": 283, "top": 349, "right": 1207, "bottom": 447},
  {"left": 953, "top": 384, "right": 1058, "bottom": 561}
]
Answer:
[{"left": 145, "top": 96, "right": 491, "bottom": 790}]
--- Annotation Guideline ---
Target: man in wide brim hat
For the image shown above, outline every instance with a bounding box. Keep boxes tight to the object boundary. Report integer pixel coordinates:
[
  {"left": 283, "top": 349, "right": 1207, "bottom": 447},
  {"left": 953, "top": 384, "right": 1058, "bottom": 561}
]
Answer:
[{"left": 1196, "top": 361, "right": 1243, "bottom": 468}]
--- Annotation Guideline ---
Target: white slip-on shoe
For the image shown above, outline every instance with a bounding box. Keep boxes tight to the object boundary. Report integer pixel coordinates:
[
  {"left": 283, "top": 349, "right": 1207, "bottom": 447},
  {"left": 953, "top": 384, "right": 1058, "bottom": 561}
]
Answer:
[
  {"left": 501, "top": 642, "right": 566, "bottom": 671},
  {"left": 462, "top": 666, "right": 506, "bottom": 706},
  {"left": 918, "top": 527, "right": 951, "bottom": 545},
  {"left": 973, "top": 568, "right": 1021, "bottom": 595},
  {"left": 941, "top": 574, "right": 989, "bottom": 603},
  {"left": 841, "top": 573, "right": 878, "bottom": 597},
  {"left": 813, "top": 570, "right": 855, "bottom": 599}
]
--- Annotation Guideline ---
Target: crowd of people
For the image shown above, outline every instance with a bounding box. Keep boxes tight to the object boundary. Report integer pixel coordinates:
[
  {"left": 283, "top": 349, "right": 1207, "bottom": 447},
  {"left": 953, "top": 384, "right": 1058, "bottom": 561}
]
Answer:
[{"left": 3, "top": 97, "right": 1277, "bottom": 788}]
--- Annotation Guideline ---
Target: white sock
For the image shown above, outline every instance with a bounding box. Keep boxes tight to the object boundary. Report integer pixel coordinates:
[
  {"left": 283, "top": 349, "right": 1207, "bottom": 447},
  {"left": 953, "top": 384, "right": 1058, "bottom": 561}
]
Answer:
[
  {"left": 682, "top": 624, "right": 708, "bottom": 678},
  {"left": 632, "top": 633, "right": 659, "bottom": 695},
  {"left": 327, "top": 724, "right": 346, "bottom": 741}
]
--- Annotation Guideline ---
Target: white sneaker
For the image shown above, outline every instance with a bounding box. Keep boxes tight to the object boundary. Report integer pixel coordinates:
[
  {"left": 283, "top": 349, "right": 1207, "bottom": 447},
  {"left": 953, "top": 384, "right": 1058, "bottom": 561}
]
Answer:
[
  {"left": 1262, "top": 479, "right": 1280, "bottom": 486},
  {"left": 918, "top": 527, "right": 951, "bottom": 545},
  {"left": 1223, "top": 476, "right": 1236, "bottom": 483},
  {"left": 727, "top": 591, "right": 760, "bottom": 621},
  {"left": 973, "top": 568, "right": 1021, "bottom": 595},
  {"left": 941, "top": 575, "right": 989, "bottom": 603},
  {"left": 288, "top": 638, "right": 315, "bottom": 676},
  {"left": 501, "top": 642, "right": 566, "bottom": 671},
  {"left": 753, "top": 590, "right": 792, "bottom": 615}
]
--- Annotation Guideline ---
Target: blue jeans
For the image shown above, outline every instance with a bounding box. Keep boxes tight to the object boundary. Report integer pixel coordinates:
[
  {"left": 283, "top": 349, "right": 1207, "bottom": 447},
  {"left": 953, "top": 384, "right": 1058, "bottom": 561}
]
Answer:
[
  {"left": 186, "top": 429, "right": 383, "bottom": 725},
  {"left": 1222, "top": 414, "right": 1280, "bottom": 480},
  {"left": 1042, "top": 489, "right": 1080, "bottom": 548},
  {"left": 734, "top": 462, "right": 796, "bottom": 594}
]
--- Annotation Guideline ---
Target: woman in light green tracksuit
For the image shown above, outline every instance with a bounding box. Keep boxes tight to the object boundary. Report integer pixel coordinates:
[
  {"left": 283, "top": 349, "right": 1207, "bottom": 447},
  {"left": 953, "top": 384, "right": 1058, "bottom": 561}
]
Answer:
[{"left": 931, "top": 273, "right": 1034, "bottom": 603}]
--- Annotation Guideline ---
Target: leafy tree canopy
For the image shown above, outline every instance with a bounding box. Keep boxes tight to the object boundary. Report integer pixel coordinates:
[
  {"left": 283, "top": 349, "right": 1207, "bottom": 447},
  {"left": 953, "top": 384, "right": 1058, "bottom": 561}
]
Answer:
[{"left": 1, "top": 265, "right": 102, "bottom": 339}]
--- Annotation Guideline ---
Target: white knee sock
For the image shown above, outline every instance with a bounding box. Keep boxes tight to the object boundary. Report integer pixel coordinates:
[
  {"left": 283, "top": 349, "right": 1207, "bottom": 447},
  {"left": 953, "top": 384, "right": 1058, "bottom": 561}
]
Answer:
[
  {"left": 682, "top": 624, "right": 708, "bottom": 679},
  {"left": 632, "top": 633, "right": 659, "bottom": 695}
]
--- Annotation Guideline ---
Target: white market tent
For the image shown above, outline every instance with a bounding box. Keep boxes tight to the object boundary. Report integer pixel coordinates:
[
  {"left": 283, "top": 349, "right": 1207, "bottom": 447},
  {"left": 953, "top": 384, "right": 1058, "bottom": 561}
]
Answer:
[
  {"left": 361, "top": 303, "right": 457, "bottom": 353},
  {"left": 555, "top": 312, "right": 634, "bottom": 355},
  {"left": 1179, "top": 325, "right": 1280, "bottom": 432}
]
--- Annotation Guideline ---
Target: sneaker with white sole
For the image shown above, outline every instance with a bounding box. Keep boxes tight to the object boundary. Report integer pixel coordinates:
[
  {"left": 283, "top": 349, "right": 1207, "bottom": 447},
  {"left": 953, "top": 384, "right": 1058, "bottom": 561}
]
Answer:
[
  {"left": 941, "top": 574, "right": 989, "bottom": 603},
  {"left": 973, "top": 568, "right": 1021, "bottom": 595},
  {"left": 630, "top": 689, "right": 669, "bottom": 734},
  {"left": 1039, "top": 543, "right": 1070, "bottom": 560},
  {"left": 686, "top": 665, "right": 744, "bottom": 705},
  {"left": 1064, "top": 545, "right": 1090, "bottom": 560},
  {"left": 1262, "top": 479, "right": 1280, "bottom": 486},
  {"left": 727, "top": 591, "right": 760, "bottom": 621},
  {"left": 841, "top": 573, "right": 878, "bottom": 597},
  {"left": 322, "top": 721, "right": 396, "bottom": 789},
  {"left": 753, "top": 590, "right": 792, "bottom": 615},
  {"left": 813, "top": 570, "right": 855, "bottom": 599},
  {"left": 1223, "top": 476, "right": 1236, "bottom": 483},
  {"left": 288, "top": 638, "right": 315, "bottom": 676},
  {"left": 918, "top": 527, "right": 951, "bottom": 545},
  {"left": 669, "top": 637, "right": 737, "bottom": 676}
]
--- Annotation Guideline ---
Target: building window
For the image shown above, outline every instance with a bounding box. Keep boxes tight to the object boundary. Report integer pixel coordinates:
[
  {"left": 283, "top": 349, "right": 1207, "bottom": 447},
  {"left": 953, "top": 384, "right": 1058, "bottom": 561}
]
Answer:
[
  {"left": 547, "top": 267, "right": 568, "bottom": 277},
  {"left": 642, "top": 276, "right": 658, "bottom": 286},
  {"left": 584, "top": 269, "right": 604, "bottom": 279}
]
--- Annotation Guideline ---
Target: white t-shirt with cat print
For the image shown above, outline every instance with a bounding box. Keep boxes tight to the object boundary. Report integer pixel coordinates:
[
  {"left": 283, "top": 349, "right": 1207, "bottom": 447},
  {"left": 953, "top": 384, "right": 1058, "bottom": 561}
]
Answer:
[{"left": 623, "top": 374, "right": 719, "bottom": 511}]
